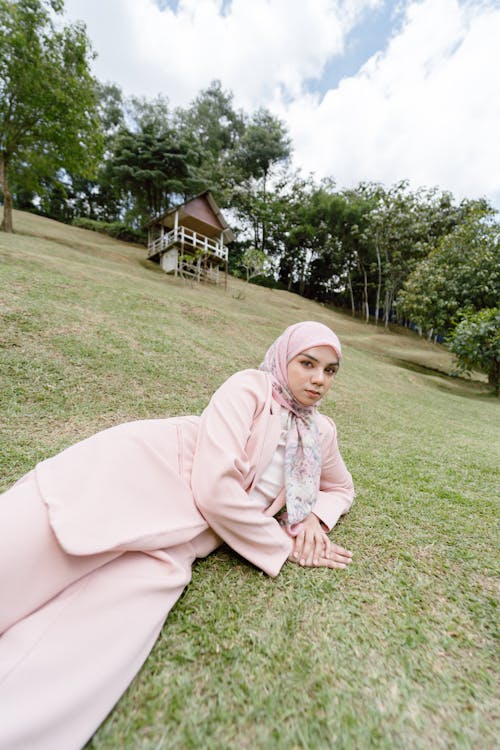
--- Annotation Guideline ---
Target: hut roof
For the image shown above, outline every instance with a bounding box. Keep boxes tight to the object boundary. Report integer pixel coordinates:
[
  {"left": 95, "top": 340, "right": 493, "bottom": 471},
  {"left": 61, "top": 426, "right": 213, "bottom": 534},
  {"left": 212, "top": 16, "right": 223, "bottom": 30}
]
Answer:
[{"left": 146, "top": 191, "right": 235, "bottom": 243}]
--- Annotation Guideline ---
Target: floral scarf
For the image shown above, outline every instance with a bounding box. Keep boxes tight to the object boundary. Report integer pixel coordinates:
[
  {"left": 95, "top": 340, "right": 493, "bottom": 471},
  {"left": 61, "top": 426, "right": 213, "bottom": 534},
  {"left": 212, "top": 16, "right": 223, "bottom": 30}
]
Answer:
[{"left": 259, "top": 321, "right": 342, "bottom": 529}]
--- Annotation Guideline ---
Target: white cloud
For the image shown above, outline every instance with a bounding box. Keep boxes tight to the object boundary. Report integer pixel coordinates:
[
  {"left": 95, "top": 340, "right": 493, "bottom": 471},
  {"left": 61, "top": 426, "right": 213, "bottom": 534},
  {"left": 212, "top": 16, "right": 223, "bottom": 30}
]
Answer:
[
  {"left": 64, "top": 0, "right": 379, "bottom": 107},
  {"left": 283, "top": 0, "right": 500, "bottom": 207},
  {"left": 62, "top": 0, "right": 500, "bottom": 210}
]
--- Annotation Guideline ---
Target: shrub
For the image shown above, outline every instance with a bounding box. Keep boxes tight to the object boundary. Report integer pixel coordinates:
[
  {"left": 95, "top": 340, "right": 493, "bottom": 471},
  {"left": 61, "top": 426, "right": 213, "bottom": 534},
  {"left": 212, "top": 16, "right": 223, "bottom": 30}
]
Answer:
[
  {"left": 72, "top": 217, "right": 147, "bottom": 245},
  {"left": 448, "top": 307, "right": 500, "bottom": 395}
]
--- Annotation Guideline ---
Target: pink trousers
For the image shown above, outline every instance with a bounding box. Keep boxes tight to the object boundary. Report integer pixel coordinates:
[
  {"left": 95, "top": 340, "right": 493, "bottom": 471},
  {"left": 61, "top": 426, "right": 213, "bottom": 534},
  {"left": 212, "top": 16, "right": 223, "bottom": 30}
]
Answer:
[{"left": 0, "top": 473, "right": 217, "bottom": 750}]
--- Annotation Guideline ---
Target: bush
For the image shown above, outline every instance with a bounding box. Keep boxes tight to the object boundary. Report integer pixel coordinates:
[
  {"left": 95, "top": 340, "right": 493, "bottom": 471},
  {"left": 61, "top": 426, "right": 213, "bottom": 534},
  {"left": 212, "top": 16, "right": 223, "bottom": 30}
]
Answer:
[
  {"left": 72, "top": 217, "right": 147, "bottom": 245},
  {"left": 447, "top": 308, "right": 500, "bottom": 395}
]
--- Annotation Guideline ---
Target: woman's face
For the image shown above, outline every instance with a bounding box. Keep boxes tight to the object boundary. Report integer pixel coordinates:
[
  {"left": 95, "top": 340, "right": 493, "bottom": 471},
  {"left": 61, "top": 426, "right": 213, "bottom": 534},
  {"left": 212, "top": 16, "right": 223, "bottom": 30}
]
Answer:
[{"left": 287, "top": 345, "right": 340, "bottom": 406}]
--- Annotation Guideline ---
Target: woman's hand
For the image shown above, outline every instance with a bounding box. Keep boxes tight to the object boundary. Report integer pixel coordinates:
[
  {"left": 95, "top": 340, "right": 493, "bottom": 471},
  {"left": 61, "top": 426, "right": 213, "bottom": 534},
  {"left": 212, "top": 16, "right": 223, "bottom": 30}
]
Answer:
[{"left": 288, "top": 513, "right": 353, "bottom": 569}]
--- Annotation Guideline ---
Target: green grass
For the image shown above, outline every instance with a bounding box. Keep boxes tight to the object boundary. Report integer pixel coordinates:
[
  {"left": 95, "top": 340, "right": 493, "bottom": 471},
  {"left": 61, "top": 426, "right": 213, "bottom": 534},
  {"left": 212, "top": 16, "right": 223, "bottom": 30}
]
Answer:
[{"left": 1, "top": 209, "right": 498, "bottom": 749}]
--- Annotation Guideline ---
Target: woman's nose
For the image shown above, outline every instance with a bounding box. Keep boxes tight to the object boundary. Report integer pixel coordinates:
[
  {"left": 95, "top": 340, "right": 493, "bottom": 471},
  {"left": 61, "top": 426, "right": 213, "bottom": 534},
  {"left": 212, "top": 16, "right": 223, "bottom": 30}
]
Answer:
[{"left": 311, "top": 368, "right": 324, "bottom": 384}]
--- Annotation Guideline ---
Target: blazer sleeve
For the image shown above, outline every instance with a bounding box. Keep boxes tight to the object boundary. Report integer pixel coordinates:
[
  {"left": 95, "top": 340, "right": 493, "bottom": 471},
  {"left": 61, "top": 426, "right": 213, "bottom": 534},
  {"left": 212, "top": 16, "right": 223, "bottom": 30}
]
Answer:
[
  {"left": 313, "top": 415, "right": 355, "bottom": 532},
  {"left": 191, "top": 370, "right": 293, "bottom": 577}
]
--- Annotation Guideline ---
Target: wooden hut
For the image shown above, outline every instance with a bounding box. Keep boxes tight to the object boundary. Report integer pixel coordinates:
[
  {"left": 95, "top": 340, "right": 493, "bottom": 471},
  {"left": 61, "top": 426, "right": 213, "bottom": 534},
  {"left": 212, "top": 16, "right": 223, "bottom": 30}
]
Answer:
[{"left": 145, "top": 192, "right": 234, "bottom": 287}]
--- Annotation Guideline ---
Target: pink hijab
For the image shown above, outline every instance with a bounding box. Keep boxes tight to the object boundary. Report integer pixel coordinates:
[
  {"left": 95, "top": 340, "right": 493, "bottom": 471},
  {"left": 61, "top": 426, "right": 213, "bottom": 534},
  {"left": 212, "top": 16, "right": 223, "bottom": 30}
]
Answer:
[{"left": 259, "top": 321, "right": 342, "bottom": 528}]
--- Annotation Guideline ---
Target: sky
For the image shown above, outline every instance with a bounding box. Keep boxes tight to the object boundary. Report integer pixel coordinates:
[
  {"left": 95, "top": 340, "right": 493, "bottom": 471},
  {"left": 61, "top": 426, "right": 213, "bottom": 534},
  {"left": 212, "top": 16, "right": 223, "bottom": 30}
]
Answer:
[{"left": 62, "top": 0, "right": 500, "bottom": 211}]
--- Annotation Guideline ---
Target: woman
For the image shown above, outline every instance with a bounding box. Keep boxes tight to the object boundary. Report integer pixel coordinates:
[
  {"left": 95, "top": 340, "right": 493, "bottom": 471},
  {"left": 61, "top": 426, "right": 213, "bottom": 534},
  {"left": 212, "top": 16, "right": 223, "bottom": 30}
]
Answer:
[{"left": 0, "top": 320, "right": 354, "bottom": 750}]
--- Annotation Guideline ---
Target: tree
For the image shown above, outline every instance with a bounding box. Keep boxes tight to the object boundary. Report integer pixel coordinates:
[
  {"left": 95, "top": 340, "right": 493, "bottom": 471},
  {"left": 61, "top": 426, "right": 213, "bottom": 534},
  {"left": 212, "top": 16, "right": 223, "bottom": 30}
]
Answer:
[
  {"left": 279, "top": 182, "right": 342, "bottom": 297},
  {"left": 107, "top": 96, "right": 194, "bottom": 225},
  {"left": 95, "top": 81, "right": 126, "bottom": 139},
  {"left": 240, "top": 246, "right": 267, "bottom": 282},
  {"left": 174, "top": 80, "right": 245, "bottom": 203},
  {"left": 448, "top": 308, "right": 500, "bottom": 395},
  {"left": 362, "top": 183, "right": 464, "bottom": 328},
  {"left": 64, "top": 82, "right": 126, "bottom": 221},
  {"left": 398, "top": 210, "right": 500, "bottom": 336},
  {"left": 232, "top": 109, "right": 291, "bottom": 254},
  {"left": 235, "top": 108, "right": 291, "bottom": 193},
  {"left": 329, "top": 187, "right": 376, "bottom": 321},
  {"left": 0, "top": 0, "right": 103, "bottom": 231},
  {"left": 365, "top": 182, "right": 423, "bottom": 326}
]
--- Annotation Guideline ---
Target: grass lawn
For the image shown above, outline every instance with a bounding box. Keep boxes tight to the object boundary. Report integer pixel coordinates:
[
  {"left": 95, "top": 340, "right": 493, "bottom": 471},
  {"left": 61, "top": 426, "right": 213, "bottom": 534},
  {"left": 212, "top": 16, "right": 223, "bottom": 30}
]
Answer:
[{"left": 1, "top": 210, "right": 498, "bottom": 749}]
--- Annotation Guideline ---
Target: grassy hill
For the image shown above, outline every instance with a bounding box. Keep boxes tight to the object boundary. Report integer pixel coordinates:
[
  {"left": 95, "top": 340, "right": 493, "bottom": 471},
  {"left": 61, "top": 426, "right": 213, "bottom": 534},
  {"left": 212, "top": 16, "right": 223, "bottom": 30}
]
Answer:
[{"left": 1, "top": 210, "right": 498, "bottom": 749}]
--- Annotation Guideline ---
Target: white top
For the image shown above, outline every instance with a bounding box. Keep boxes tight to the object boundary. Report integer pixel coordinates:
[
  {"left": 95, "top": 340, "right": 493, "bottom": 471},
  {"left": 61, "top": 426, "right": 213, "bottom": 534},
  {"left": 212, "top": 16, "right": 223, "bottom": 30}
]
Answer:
[{"left": 250, "top": 407, "right": 290, "bottom": 506}]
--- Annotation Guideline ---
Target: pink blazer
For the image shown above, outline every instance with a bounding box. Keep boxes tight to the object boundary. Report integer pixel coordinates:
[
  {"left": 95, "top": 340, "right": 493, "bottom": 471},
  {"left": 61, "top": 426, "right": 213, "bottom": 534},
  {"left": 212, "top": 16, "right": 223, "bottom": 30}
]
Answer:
[{"left": 36, "top": 370, "right": 354, "bottom": 576}]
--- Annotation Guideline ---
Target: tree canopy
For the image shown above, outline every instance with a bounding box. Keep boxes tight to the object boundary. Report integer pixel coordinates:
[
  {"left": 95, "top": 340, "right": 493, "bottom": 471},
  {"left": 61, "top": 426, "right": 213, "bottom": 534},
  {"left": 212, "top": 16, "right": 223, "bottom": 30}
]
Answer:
[
  {"left": 105, "top": 96, "right": 194, "bottom": 224},
  {"left": 448, "top": 308, "right": 500, "bottom": 395},
  {"left": 0, "top": 0, "right": 103, "bottom": 231},
  {"left": 398, "top": 209, "right": 500, "bottom": 335}
]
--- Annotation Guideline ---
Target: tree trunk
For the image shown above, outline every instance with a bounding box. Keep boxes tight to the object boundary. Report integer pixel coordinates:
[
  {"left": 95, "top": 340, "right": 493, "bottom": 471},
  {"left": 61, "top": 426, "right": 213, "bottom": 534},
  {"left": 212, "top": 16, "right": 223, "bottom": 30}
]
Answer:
[
  {"left": 384, "top": 288, "right": 393, "bottom": 328},
  {"left": 253, "top": 220, "right": 259, "bottom": 250},
  {"left": 0, "top": 156, "right": 13, "bottom": 233},
  {"left": 375, "top": 237, "right": 382, "bottom": 326},
  {"left": 488, "top": 359, "right": 500, "bottom": 397},
  {"left": 363, "top": 269, "right": 369, "bottom": 323},
  {"left": 347, "top": 272, "right": 355, "bottom": 316},
  {"left": 261, "top": 170, "right": 267, "bottom": 254}
]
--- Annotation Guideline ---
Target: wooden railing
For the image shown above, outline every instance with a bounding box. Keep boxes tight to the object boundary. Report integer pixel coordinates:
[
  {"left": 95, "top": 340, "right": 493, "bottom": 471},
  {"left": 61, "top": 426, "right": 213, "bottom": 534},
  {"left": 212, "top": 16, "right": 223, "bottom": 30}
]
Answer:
[{"left": 148, "top": 226, "right": 227, "bottom": 261}]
